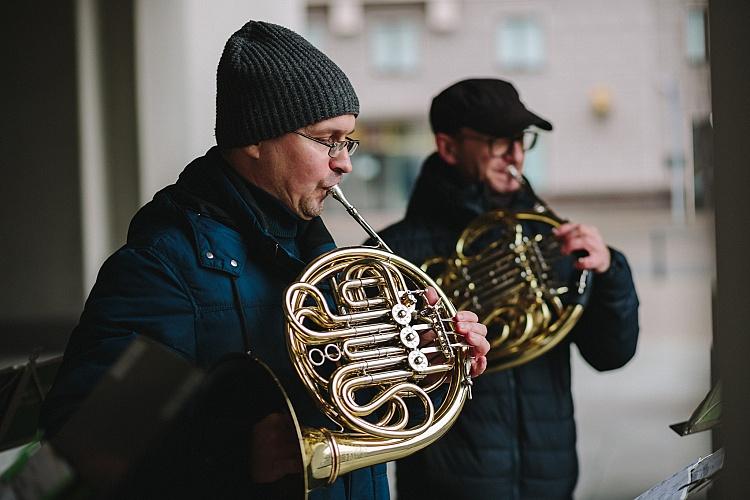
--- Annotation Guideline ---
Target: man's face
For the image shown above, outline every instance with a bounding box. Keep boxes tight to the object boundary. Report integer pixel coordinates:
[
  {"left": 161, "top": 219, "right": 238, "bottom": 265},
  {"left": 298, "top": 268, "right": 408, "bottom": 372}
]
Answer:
[
  {"left": 450, "top": 127, "right": 526, "bottom": 194},
  {"left": 252, "top": 114, "right": 356, "bottom": 219}
]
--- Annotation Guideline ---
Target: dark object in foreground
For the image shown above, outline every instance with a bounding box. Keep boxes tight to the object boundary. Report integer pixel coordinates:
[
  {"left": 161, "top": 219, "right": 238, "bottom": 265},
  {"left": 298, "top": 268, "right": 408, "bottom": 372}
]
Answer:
[
  {"left": 0, "top": 353, "right": 62, "bottom": 452},
  {"left": 2, "top": 339, "right": 306, "bottom": 499}
]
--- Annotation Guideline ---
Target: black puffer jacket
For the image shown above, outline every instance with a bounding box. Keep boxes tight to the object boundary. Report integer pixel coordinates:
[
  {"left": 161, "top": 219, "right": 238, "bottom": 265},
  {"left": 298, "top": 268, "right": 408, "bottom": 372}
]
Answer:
[
  {"left": 374, "top": 154, "right": 639, "bottom": 500},
  {"left": 43, "top": 148, "right": 388, "bottom": 500}
]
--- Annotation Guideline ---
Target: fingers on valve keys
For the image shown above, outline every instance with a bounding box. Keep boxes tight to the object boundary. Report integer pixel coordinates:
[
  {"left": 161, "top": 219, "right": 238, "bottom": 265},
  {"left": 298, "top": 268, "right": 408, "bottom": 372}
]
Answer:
[
  {"left": 453, "top": 310, "right": 489, "bottom": 377},
  {"left": 422, "top": 287, "right": 490, "bottom": 377}
]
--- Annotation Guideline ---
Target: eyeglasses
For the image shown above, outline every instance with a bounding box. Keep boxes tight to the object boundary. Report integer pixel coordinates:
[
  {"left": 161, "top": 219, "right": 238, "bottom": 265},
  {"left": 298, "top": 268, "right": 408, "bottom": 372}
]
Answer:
[
  {"left": 292, "top": 131, "right": 360, "bottom": 158},
  {"left": 458, "top": 130, "right": 538, "bottom": 157}
]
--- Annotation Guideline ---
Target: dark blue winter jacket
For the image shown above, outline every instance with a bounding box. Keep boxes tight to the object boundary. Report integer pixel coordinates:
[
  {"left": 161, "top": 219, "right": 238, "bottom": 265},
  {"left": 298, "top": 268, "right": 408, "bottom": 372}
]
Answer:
[
  {"left": 374, "top": 153, "right": 639, "bottom": 500},
  {"left": 40, "top": 147, "right": 388, "bottom": 500}
]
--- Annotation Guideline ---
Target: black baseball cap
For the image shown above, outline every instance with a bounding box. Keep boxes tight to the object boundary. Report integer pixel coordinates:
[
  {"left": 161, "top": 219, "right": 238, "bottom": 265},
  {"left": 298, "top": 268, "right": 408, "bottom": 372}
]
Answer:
[{"left": 429, "top": 78, "right": 553, "bottom": 138}]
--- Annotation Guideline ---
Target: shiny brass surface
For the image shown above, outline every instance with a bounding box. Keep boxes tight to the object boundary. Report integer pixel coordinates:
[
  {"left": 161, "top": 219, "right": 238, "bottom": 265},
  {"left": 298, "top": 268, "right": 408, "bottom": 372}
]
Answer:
[
  {"left": 278, "top": 186, "right": 474, "bottom": 497},
  {"left": 422, "top": 177, "right": 588, "bottom": 373}
]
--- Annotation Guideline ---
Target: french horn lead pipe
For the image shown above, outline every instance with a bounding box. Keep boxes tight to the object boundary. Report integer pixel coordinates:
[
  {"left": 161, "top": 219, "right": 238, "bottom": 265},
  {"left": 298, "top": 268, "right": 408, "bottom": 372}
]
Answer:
[
  {"left": 329, "top": 185, "right": 393, "bottom": 253},
  {"left": 507, "top": 165, "right": 524, "bottom": 185},
  {"left": 507, "top": 165, "right": 563, "bottom": 221}
]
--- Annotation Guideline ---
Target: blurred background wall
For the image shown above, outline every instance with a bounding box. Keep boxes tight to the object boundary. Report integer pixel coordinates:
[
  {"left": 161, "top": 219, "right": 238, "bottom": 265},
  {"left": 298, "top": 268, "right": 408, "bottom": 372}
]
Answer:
[
  {"left": 2, "top": 0, "right": 737, "bottom": 498},
  {"left": 311, "top": 0, "right": 711, "bottom": 213}
]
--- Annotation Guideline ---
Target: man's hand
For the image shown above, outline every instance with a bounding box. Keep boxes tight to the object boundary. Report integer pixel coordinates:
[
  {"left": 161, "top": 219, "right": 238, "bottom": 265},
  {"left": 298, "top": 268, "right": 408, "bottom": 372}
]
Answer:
[
  {"left": 423, "top": 287, "right": 490, "bottom": 377},
  {"left": 453, "top": 309, "right": 489, "bottom": 377},
  {"left": 250, "top": 412, "right": 302, "bottom": 483},
  {"left": 553, "top": 222, "right": 611, "bottom": 273}
]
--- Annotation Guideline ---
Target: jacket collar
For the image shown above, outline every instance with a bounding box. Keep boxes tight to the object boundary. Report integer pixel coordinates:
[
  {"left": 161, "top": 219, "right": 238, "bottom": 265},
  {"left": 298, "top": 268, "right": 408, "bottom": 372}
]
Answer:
[
  {"left": 170, "top": 147, "right": 335, "bottom": 278},
  {"left": 406, "top": 152, "right": 538, "bottom": 231}
]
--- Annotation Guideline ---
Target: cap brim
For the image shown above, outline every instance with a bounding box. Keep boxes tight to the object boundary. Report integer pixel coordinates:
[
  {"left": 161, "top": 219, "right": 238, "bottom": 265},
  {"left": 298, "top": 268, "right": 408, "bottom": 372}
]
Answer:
[
  {"left": 527, "top": 109, "right": 553, "bottom": 131},
  {"left": 471, "top": 107, "right": 553, "bottom": 138}
]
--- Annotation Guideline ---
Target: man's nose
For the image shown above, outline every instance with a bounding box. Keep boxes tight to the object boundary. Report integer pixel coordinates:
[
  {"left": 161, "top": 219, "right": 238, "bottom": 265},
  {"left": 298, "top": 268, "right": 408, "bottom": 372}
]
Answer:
[
  {"left": 330, "top": 150, "right": 353, "bottom": 174},
  {"left": 504, "top": 140, "right": 524, "bottom": 163}
]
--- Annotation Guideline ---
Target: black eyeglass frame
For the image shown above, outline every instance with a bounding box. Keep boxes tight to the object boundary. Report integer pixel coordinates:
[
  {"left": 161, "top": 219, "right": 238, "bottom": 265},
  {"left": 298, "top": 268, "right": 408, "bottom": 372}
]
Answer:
[
  {"left": 292, "top": 131, "right": 360, "bottom": 158},
  {"left": 457, "top": 130, "right": 539, "bottom": 158}
]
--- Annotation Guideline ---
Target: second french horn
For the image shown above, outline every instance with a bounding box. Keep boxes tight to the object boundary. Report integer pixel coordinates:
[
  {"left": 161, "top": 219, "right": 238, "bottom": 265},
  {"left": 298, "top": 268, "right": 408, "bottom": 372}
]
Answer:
[{"left": 422, "top": 167, "right": 592, "bottom": 372}]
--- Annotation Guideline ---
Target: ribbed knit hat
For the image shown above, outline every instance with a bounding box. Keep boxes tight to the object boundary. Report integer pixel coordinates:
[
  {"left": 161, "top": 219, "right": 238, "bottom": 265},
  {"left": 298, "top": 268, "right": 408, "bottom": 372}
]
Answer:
[{"left": 215, "top": 21, "right": 360, "bottom": 148}]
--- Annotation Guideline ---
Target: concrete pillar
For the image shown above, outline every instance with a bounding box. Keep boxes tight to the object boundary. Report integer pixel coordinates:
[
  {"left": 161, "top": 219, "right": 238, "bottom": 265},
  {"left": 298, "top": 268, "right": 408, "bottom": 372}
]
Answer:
[
  {"left": 708, "top": 0, "right": 750, "bottom": 495},
  {"left": 133, "top": 0, "right": 305, "bottom": 203}
]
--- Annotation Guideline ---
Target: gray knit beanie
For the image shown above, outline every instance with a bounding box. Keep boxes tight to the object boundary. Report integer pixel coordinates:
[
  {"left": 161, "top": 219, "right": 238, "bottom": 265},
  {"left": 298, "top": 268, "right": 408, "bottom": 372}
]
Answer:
[{"left": 215, "top": 21, "right": 360, "bottom": 148}]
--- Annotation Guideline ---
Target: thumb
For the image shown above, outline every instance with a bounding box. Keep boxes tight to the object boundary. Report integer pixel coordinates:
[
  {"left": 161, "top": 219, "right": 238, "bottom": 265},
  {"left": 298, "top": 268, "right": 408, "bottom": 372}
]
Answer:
[{"left": 425, "top": 286, "right": 439, "bottom": 306}]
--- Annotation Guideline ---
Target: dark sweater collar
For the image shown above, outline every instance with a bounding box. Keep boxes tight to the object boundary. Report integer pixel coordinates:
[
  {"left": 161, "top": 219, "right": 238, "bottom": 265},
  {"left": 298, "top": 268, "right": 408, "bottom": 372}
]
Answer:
[
  {"left": 221, "top": 163, "right": 308, "bottom": 240},
  {"left": 406, "top": 152, "right": 537, "bottom": 229},
  {"left": 171, "top": 147, "right": 333, "bottom": 268}
]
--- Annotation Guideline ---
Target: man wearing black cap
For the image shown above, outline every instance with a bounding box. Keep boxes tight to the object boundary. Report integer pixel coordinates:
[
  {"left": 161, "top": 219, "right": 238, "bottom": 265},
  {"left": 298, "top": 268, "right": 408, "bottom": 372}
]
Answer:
[
  {"left": 375, "top": 79, "right": 639, "bottom": 499},
  {"left": 39, "top": 23, "right": 489, "bottom": 499}
]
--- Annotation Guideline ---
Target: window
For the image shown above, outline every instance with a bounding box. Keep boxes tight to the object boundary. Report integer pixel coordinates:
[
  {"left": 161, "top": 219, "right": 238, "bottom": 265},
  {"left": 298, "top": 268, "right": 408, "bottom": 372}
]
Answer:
[
  {"left": 305, "top": 15, "right": 327, "bottom": 51},
  {"left": 523, "top": 134, "right": 547, "bottom": 190},
  {"left": 371, "top": 19, "right": 419, "bottom": 74},
  {"left": 496, "top": 17, "right": 545, "bottom": 71},
  {"left": 686, "top": 7, "right": 708, "bottom": 63},
  {"left": 343, "top": 121, "right": 426, "bottom": 210}
]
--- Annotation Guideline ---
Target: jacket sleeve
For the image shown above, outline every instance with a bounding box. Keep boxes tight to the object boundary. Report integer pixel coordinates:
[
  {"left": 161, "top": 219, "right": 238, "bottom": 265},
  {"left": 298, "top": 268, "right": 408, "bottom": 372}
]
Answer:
[
  {"left": 570, "top": 247, "right": 640, "bottom": 371},
  {"left": 40, "top": 245, "right": 196, "bottom": 437}
]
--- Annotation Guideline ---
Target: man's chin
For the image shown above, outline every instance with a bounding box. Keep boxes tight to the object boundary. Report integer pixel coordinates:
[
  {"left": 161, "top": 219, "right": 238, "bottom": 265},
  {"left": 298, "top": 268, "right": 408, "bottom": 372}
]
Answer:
[
  {"left": 300, "top": 199, "right": 324, "bottom": 219},
  {"left": 508, "top": 179, "right": 523, "bottom": 192},
  {"left": 489, "top": 181, "right": 521, "bottom": 195}
]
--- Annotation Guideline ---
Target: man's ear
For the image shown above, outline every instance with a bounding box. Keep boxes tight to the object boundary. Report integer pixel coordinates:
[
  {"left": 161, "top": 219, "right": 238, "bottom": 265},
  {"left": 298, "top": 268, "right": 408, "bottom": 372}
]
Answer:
[
  {"left": 435, "top": 133, "right": 459, "bottom": 165},
  {"left": 240, "top": 144, "right": 261, "bottom": 160},
  {"left": 221, "top": 144, "right": 261, "bottom": 179}
]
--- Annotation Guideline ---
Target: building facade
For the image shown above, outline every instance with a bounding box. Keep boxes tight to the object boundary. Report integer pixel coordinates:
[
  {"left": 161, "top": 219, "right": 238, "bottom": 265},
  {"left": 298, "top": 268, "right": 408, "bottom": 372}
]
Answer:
[{"left": 305, "top": 0, "right": 711, "bottom": 215}]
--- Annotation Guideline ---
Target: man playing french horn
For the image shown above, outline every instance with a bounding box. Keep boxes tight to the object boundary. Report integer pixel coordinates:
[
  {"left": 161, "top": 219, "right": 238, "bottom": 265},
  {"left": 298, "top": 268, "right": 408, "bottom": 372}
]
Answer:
[
  {"left": 40, "top": 22, "right": 489, "bottom": 499},
  {"left": 374, "top": 79, "right": 640, "bottom": 499}
]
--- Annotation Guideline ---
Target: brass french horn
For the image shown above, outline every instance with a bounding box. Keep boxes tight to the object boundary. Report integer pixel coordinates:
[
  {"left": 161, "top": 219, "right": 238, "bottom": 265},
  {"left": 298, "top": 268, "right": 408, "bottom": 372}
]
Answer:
[
  {"left": 258, "top": 186, "right": 474, "bottom": 497},
  {"left": 422, "top": 167, "right": 591, "bottom": 373}
]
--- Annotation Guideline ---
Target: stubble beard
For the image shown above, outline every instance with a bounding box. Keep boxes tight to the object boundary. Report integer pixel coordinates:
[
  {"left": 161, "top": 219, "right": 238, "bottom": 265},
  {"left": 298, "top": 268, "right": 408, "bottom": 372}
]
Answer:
[
  {"left": 300, "top": 195, "right": 324, "bottom": 219},
  {"left": 489, "top": 165, "right": 523, "bottom": 194},
  {"left": 491, "top": 178, "right": 521, "bottom": 195},
  {"left": 301, "top": 178, "right": 340, "bottom": 219}
]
